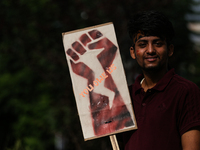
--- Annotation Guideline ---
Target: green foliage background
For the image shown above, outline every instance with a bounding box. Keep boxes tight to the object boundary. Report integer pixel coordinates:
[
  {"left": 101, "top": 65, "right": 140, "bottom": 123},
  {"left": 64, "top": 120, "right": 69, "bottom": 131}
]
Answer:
[{"left": 0, "top": 0, "right": 199, "bottom": 149}]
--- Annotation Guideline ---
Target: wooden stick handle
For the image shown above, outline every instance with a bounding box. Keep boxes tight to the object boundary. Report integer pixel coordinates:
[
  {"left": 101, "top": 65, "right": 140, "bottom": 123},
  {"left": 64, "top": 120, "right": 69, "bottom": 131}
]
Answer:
[{"left": 109, "top": 135, "right": 120, "bottom": 150}]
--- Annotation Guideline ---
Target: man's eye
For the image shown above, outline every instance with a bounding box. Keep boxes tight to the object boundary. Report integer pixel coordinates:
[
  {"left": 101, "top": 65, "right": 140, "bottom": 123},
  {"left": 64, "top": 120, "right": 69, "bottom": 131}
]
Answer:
[
  {"left": 155, "top": 42, "right": 163, "bottom": 47},
  {"left": 139, "top": 43, "right": 146, "bottom": 47}
]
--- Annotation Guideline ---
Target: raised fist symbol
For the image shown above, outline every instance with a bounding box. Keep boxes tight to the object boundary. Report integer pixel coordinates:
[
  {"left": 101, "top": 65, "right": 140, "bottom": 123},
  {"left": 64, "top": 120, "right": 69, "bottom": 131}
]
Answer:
[{"left": 66, "top": 29, "right": 134, "bottom": 136}]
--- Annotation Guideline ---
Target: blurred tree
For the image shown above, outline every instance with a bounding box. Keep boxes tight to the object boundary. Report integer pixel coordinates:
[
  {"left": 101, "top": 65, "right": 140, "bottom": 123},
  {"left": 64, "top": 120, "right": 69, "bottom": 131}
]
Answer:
[
  {"left": 0, "top": 0, "right": 197, "bottom": 150},
  {"left": 184, "top": 0, "right": 200, "bottom": 86}
]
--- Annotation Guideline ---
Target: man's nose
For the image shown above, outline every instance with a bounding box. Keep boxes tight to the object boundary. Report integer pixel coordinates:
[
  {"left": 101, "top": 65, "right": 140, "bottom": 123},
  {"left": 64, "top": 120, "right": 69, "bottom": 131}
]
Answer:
[{"left": 147, "top": 44, "right": 155, "bottom": 54}]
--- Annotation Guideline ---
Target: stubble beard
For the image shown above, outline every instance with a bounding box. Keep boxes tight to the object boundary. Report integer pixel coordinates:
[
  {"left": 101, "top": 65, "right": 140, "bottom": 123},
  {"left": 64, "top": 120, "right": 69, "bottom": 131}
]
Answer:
[{"left": 140, "top": 61, "right": 167, "bottom": 73}]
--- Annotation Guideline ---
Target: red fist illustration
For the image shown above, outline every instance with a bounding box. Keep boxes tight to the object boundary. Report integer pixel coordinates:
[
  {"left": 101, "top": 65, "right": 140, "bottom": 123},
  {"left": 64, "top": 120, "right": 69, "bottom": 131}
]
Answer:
[{"left": 66, "top": 30, "right": 134, "bottom": 136}]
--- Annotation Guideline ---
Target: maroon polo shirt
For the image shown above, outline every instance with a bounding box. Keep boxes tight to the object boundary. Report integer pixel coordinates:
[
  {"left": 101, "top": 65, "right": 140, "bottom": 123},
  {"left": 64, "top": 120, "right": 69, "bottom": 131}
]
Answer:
[{"left": 122, "top": 68, "right": 200, "bottom": 150}]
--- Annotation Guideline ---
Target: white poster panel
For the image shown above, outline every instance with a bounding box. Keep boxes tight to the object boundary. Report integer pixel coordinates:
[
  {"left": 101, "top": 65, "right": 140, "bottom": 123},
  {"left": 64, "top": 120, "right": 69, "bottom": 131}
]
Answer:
[{"left": 62, "top": 22, "right": 137, "bottom": 140}]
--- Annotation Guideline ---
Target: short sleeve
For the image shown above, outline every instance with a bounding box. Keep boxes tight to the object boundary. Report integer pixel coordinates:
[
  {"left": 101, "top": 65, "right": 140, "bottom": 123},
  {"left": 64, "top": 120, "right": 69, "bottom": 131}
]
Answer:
[{"left": 178, "top": 83, "right": 200, "bottom": 135}]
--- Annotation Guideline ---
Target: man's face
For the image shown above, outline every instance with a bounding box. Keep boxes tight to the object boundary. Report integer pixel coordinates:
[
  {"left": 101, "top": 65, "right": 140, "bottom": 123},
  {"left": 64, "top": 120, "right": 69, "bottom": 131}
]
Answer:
[{"left": 130, "top": 36, "right": 173, "bottom": 72}]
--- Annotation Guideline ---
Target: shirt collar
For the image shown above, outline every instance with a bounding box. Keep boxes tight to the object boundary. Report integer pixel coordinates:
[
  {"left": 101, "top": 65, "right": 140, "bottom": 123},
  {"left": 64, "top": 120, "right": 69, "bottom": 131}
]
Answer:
[
  {"left": 133, "top": 68, "right": 175, "bottom": 94},
  {"left": 153, "top": 68, "right": 175, "bottom": 91}
]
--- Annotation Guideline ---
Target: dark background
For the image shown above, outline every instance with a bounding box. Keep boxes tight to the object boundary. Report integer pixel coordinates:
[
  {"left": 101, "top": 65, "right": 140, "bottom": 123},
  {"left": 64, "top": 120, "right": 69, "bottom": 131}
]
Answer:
[{"left": 1, "top": 0, "right": 200, "bottom": 149}]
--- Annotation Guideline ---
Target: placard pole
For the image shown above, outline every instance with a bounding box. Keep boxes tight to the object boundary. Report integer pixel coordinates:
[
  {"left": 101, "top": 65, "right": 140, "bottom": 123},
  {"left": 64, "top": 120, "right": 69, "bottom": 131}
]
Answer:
[{"left": 109, "top": 135, "right": 120, "bottom": 150}]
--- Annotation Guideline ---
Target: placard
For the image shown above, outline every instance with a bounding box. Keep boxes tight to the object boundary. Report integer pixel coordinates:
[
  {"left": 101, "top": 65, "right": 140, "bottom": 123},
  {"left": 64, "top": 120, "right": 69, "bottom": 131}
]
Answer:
[{"left": 62, "top": 22, "right": 137, "bottom": 140}]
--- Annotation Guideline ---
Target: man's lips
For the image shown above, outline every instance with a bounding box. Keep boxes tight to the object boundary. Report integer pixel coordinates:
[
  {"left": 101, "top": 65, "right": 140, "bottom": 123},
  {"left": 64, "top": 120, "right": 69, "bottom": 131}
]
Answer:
[{"left": 144, "top": 56, "right": 158, "bottom": 62}]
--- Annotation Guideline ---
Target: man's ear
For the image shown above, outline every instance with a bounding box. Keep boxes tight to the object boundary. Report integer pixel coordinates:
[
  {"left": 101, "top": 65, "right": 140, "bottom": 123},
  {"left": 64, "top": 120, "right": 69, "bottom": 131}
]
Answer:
[
  {"left": 130, "top": 46, "right": 136, "bottom": 59},
  {"left": 168, "top": 44, "right": 174, "bottom": 57}
]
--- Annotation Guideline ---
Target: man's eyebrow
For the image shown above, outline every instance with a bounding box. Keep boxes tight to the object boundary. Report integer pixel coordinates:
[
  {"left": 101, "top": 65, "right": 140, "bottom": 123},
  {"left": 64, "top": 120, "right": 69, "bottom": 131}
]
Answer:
[
  {"left": 153, "top": 39, "right": 165, "bottom": 43},
  {"left": 137, "top": 38, "right": 163, "bottom": 43},
  {"left": 136, "top": 39, "right": 148, "bottom": 43}
]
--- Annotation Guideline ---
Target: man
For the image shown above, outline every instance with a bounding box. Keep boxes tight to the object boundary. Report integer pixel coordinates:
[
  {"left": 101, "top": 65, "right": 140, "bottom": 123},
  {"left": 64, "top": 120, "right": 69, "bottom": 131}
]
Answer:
[{"left": 118, "top": 11, "right": 200, "bottom": 150}]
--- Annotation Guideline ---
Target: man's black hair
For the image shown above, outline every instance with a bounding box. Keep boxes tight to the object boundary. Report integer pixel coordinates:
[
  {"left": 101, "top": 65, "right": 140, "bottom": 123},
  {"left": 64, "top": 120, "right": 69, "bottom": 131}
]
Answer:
[{"left": 128, "top": 10, "right": 175, "bottom": 46}]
